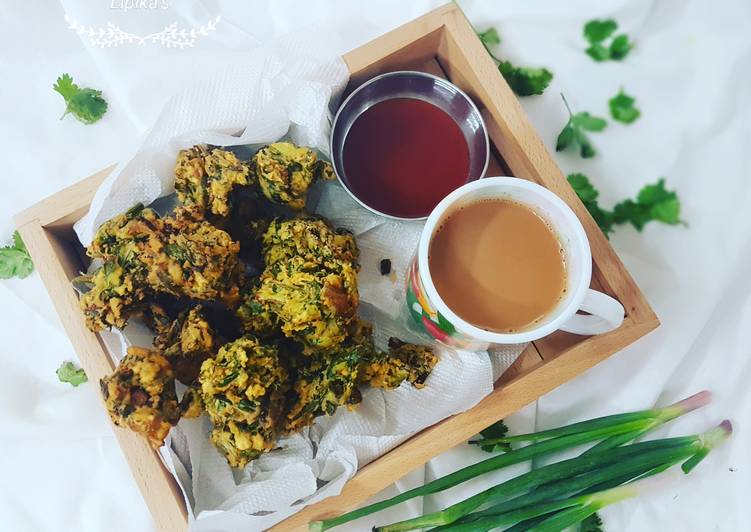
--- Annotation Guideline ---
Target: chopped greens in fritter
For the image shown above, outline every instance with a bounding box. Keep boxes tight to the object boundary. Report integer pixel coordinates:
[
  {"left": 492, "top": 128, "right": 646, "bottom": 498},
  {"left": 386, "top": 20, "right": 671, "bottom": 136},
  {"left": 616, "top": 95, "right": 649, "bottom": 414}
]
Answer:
[
  {"left": 254, "top": 255, "right": 359, "bottom": 350},
  {"left": 179, "top": 386, "right": 204, "bottom": 419},
  {"left": 154, "top": 305, "right": 220, "bottom": 384},
  {"left": 174, "top": 145, "right": 252, "bottom": 216},
  {"left": 236, "top": 286, "right": 279, "bottom": 338},
  {"left": 245, "top": 218, "right": 360, "bottom": 350},
  {"left": 199, "top": 336, "right": 287, "bottom": 468},
  {"left": 283, "top": 346, "right": 365, "bottom": 433},
  {"left": 87, "top": 204, "right": 240, "bottom": 318},
  {"left": 252, "top": 142, "right": 335, "bottom": 210},
  {"left": 100, "top": 347, "right": 180, "bottom": 449},
  {"left": 78, "top": 261, "right": 147, "bottom": 332},
  {"left": 154, "top": 306, "right": 214, "bottom": 359},
  {"left": 360, "top": 337, "right": 438, "bottom": 390},
  {"left": 262, "top": 218, "right": 358, "bottom": 267}
]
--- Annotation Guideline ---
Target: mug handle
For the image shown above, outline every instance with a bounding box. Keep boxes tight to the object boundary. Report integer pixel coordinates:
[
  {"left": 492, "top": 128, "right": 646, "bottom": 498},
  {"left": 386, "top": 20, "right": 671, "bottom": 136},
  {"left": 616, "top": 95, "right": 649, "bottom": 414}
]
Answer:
[{"left": 560, "top": 289, "right": 625, "bottom": 335}]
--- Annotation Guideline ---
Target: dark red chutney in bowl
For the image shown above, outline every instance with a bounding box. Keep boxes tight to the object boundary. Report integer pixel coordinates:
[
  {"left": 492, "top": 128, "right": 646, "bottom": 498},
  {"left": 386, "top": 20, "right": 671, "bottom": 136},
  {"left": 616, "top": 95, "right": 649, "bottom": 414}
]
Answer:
[{"left": 330, "top": 71, "right": 489, "bottom": 220}]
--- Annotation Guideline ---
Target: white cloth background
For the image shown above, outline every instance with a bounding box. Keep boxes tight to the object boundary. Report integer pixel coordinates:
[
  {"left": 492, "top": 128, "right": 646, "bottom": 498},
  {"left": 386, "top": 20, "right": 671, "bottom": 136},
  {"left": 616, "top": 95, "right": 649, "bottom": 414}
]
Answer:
[{"left": 0, "top": 1, "right": 749, "bottom": 531}]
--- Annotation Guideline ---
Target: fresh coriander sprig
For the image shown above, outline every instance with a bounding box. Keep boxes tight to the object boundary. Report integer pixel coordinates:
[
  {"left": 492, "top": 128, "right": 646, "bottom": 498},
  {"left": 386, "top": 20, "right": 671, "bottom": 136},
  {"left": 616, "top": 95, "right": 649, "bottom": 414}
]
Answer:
[
  {"left": 567, "top": 174, "right": 615, "bottom": 235},
  {"left": 584, "top": 19, "right": 634, "bottom": 62},
  {"left": 476, "top": 27, "right": 554, "bottom": 97},
  {"left": 477, "top": 27, "right": 501, "bottom": 60},
  {"left": 568, "top": 173, "right": 685, "bottom": 236},
  {"left": 53, "top": 73, "right": 108, "bottom": 124},
  {"left": 609, "top": 88, "right": 641, "bottom": 124},
  {"left": 0, "top": 231, "right": 34, "bottom": 279},
  {"left": 613, "top": 178, "right": 684, "bottom": 230},
  {"left": 556, "top": 94, "right": 608, "bottom": 159},
  {"left": 56, "top": 361, "right": 88, "bottom": 387},
  {"left": 471, "top": 420, "right": 512, "bottom": 453},
  {"left": 499, "top": 62, "right": 554, "bottom": 97}
]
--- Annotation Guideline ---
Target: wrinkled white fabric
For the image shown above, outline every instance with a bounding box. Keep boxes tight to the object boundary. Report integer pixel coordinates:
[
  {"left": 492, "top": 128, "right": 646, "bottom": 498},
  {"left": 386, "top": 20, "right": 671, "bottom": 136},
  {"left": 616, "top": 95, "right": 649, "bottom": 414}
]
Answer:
[{"left": 1, "top": 0, "right": 750, "bottom": 531}]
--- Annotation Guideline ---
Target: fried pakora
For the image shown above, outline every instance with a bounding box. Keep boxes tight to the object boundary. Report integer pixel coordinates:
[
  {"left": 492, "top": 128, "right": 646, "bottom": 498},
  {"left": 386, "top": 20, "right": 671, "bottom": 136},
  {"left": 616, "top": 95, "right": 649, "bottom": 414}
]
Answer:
[
  {"left": 82, "top": 140, "right": 440, "bottom": 469},
  {"left": 262, "top": 218, "right": 358, "bottom": 267},
  {"left": 199, "top": 336, "right": 287, "bottom": 468},
  {"left": 174, "top": 145, "right": 252, "bottom": 217},
  {"left": 236, "top": 288, "right": 279, "bottom": 338},
  {"left": 179, "top": 387, "right": 204, "bottom": 419},
  {"left": 78, "top": 261, "right": 147, "bottom": 332},
  {"left": 252, "top": 142, "right": 335, "bottom": 210},
  {"left": 87, "top": 204, "right": 240, "bottom": 306},
  {"left": 283, "top": 346, "right": 365, "bottom": 433},
  {"left": 100, "top": 347, "right": 180, "bottom": 448},
  {"left": 154, "top": 305, "right": 218, "bottom": 384},
  {"left": 254, "top": 255, "right": 359, "bottom": 350},
  {"left": 245, "top": 218, "right": 360, "bottom": 350},
  {"left": 360, "top": 337, "right": 438, "bottom": 390}
]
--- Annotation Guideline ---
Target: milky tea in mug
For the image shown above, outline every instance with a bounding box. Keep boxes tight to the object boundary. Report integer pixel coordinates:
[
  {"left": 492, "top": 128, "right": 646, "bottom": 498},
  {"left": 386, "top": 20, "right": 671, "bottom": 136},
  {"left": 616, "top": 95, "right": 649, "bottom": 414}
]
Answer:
[
  {"left": 406, "top": 177, "right": 625, "bottom": 349},
  {"left": 429, "top": 198, "right": 566, "bottom": 333}
]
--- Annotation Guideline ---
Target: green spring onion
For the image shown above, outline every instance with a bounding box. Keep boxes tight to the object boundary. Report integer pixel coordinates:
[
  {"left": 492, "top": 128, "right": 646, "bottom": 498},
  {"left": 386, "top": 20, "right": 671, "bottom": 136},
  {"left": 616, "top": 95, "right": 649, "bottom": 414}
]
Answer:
[
  {"left": 378, "top": 421, "right": 731, "bottom": 532},
  {"left": 309, "top": 391, "right": 710, "bottom": 531}
]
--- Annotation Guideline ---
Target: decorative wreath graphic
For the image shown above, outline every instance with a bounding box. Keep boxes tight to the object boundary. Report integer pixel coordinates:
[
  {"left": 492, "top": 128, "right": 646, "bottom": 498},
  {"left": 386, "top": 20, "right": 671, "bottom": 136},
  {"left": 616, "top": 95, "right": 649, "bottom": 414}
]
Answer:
[{"left": 65, "top": 15, "right": 221, "bottom": 48}]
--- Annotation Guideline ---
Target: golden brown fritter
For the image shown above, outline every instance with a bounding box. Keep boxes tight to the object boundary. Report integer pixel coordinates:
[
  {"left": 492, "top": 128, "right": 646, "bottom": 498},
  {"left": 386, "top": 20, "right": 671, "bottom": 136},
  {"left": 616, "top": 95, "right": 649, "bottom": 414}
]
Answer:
[
  {"left": 154, "top": 305, "right": 218, "bottom": 385},
  {"left": 87, "top": 204, "right": 240, "bottom": 304},
  {"left": 254, "top": 255, "right": 359, "bottom": 351},
  {"left": 174, "top": 145, "right": 252, "bottom": 216},
  {"left": 154, "top": 207, "right": 241, "bottom": 301},
  {"left": 262, "top": 218, "right": 358, "bottom": 267},
  {"left": 78, "top": 261, "right": 147, "bottom": 332},
  {"left": 100, "top": 347, "right": 180, "bottom": 449},
  {"left": 360, "top": 338, "right": 438, "bottom": 390},
  {"left": 244, "top": 218, "right": 360, "bottom": 351},
  {"left": 252, "top": 142, "right": 335, "bottom": 210},
  {"left": 283, "top": 346, "right": 365, "bottom": 433},
  {"left": 199, "top": 337, "right": 287, "bottom": 468},
  {"left": 142, "top": 302, "right": 174, "bottom": 336},
  {"left": 179, "top": 387, "right": 204, "bottom": 419},
  {"left": 236, "top": 288, "right": 279, "bottom": 338},
  {"left": 154, "top": 306, "right": 214, "bottom": 359}
]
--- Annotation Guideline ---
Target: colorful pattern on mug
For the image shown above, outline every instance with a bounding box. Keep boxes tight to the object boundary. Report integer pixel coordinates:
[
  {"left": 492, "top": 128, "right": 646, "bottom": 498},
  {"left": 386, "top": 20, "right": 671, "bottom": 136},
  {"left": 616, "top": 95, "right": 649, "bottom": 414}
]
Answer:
[{"left": 406, "top": 260, "right": 479, "bottom": 349}]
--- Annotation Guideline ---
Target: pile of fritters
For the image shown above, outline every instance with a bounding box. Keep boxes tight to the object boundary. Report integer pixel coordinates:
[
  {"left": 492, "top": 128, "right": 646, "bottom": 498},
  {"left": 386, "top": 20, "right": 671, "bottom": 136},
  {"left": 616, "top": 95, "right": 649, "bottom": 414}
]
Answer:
[{"left": 82, "top": 142, "right": 438, "bottom": 468}]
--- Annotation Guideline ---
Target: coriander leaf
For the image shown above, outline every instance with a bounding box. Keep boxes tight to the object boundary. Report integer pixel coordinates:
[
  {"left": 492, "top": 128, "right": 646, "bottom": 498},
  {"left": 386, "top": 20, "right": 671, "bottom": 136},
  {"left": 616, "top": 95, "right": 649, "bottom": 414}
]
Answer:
[
  {"left": 567, "top": 172, "right": 599, "bottom": 203},
  {"left": 499, "top": 61, "right": 553, "bottom": 97},
  {"left": 477, "top": 27, "right": 500, "bottom": 48},
  {"left": 586, "top": 43, "right": 611, "bottom": 61},
  {"left": 609, "top": 89, "right": 641, "bottom": 124},
  {"left": 576, "top": 131, "right": 597, "bottom": 158},
  {"left": 556, "top": 122, "right": 575, "bottom": 152},
  {"left": 53, "top": 73, "right": 108, "bottom": 125},
  {"left": 52, "top": 73, "right": 77, "bottom": 100},
  {"left": 556, "top": 94, "right": 606, "bottom": 158},
  {"left": 573, "top": 112, "right": 608, "bottom": 132},
  {"left": 609, "top": 34, "right": 634, "bottom": 60},
  {"left": 583, "top": 19, "right": 633, "bottom": 61},
  {"left": 568, "top": 173, "right": 614, "bottom": 235},
  {"left": 0, "top": 230, "right": 34, "bottom": 279},
  {"left": 584, "top": 19, "right": 617, "bottom": 44},
  {"left": 56, "top": 361, "right": 88, "bottom": 387},
  {"left": 474, "top": 420, "right": 512, "bottom": 453},
  {"left": 580, "top": 512, "right": 604, "bottom": 532},
  {"left": 613, "top": 178, "right": 683, "bottom": 230}
]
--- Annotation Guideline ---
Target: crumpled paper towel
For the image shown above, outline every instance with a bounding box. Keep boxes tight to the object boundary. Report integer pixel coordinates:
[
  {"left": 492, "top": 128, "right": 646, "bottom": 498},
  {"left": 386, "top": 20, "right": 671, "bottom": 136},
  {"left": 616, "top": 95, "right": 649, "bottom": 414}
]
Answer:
[
  {"left": 74, "top": 34, "right": 526, "bottom": 531},
  {"left": 74, "top": 31, "right": 349, "bottom": 245}
]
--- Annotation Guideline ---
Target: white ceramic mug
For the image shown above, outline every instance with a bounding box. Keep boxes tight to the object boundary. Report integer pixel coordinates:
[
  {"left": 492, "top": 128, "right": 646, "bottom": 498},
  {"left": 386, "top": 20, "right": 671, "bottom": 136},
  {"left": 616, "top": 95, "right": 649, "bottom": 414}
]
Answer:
[{"left": 406, "top": 177, "right": 625, "bottom": 349}]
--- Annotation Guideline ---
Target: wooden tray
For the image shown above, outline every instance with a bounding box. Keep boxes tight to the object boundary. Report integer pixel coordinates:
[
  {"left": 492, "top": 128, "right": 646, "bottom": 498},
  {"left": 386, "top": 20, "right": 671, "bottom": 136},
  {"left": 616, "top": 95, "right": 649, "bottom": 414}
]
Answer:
[{"left": 15, "top": 4, "right": 658, "bottom": 531}]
